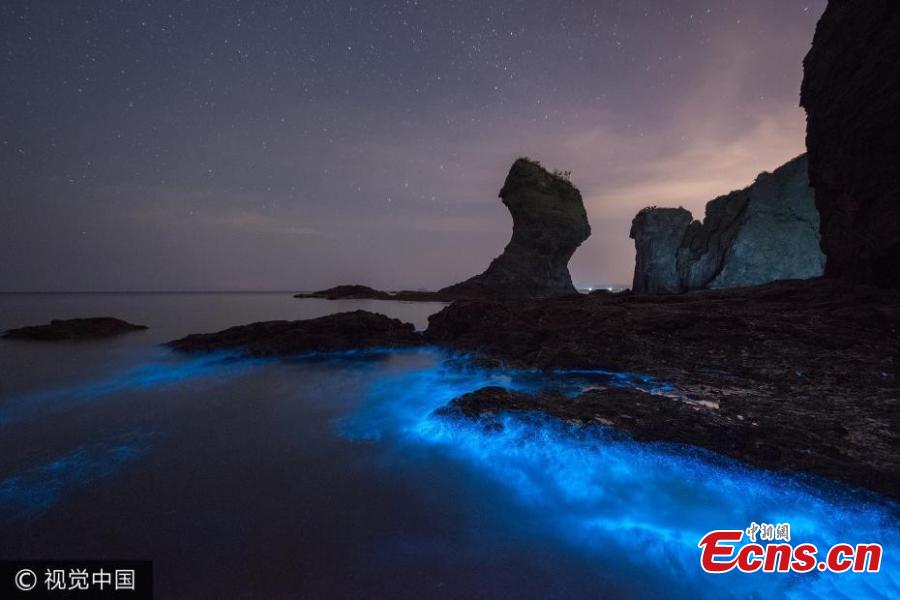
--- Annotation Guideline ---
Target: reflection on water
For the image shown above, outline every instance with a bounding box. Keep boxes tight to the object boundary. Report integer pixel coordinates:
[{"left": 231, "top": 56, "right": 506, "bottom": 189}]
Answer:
[{"left": 0, "top": 294, "right": 896, "bottom": 598}]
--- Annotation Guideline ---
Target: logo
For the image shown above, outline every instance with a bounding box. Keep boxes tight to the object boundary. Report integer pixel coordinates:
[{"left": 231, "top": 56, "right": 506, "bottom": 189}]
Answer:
[
  {"left": 699, "top": 522, "right": 882, "bottom": 574},
  {"left": 2, "top": 561, "right": 151, "bottom": 598}
]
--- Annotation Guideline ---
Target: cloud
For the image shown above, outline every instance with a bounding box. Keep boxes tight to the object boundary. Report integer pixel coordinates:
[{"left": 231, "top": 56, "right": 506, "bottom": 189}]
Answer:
[{"left": 587, "top": 105, "right": 807, "bottom": 220}]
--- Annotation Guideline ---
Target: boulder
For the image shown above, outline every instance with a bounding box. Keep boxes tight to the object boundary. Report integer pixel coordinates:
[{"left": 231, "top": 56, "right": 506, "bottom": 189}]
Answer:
[
  {"left": 630, "top": 155, "right": 825, "bottom": 294},
  {"left": 801, "top": 0, "right": 900, "bottom": 288}
]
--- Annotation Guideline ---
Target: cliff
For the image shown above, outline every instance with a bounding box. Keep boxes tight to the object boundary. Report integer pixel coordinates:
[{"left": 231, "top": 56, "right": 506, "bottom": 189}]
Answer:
[
  {"left": 630, "top": 155, "right": 824, "bottom": 294},
  {"left": 801, "top": 0, "right": 900, "bottom": 288}
]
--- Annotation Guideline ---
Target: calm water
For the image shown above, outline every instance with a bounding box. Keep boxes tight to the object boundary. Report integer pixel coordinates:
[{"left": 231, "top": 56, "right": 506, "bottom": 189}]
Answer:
[{"left": 0, "top": 293, "right": 897, "bottom": 599}]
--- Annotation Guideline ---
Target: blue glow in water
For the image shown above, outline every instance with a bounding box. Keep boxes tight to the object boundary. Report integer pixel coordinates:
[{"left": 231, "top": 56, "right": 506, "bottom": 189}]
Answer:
[
  {"left": 0, "top": 351, "right": 270, "bottom": 427},
  {"left": 2, "top": 345, "right": 896, "bottom": 597},
  {"left": 339, "top": 349, "right": 900, "bottom": 598},
  {"left": 0, "top": 432, "right": 153, "bottom": 522}
]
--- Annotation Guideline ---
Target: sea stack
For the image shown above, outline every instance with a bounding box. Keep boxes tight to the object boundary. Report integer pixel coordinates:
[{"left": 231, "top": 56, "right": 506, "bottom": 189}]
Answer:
[
  {"left": 801, "top": 0, "right": 900, "bottom": 288},
  {"left": 630, "top": 155, "right": 824, "bottom": 294},
  {"left": 630, "top": 207, "right": 694, "bottom": 294},
  {"left": 440, "top": 158, "right": 591, "bottom": 298}
]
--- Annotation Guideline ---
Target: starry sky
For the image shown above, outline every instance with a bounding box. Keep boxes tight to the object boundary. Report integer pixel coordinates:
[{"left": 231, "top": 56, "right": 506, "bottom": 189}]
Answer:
[{"left": 1, "top": 0, "right": 827, "bottom": 292}]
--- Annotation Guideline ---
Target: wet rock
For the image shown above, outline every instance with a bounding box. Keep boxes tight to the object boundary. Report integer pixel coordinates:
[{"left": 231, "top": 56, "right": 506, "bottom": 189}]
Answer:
[
  {"left": 801, "top": 1, "right": 900, "bottom": 288},
  {"left": 441, "top": 382, "right": 900, "bottom": 499},
  {"left": 440, "top": 385, "right": 663, "bottom": 426},
  {"left": 440, "top": 158, "right": 590, "bottom": 298},
  {"left": 630, "top": 155, "right": 825, "bottom": 294},
  {"left": 168, "top": 310, "right": 422, "bottom": 357},
  {"left": 2, "top": 317, "right": 148, "bottom": 341}
]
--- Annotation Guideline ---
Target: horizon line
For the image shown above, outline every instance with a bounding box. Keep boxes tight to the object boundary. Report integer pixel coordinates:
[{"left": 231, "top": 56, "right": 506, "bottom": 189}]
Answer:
[
  {"left": 0, "top": 290, "right": 307, "bottom": 295},
  {"left": 0, "top": 284, "right": 627, "bottom": 295}
]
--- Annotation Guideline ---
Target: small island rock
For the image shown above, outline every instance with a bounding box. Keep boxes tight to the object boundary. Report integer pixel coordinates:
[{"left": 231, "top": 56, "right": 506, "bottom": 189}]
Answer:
[
  {"left": 168, "top": 310, "right": 422, "bottom": 357},
  {"left": 2, "top": 317, "right": 148, "bottom": 341}
]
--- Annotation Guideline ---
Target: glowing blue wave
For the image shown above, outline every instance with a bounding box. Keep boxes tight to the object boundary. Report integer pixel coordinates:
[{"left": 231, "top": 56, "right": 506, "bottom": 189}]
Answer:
[
  {"left": 0, "top": 350, "right": 270, "bottom": 427},
  {"left": 0, "top": 347, "right": 425, "bottom": 523},
  {"left": 339, "top": 350, "right": 900, "bottom": 599},
  {"left": 2, "top": 345, "right": 896, "bottom": 597}
]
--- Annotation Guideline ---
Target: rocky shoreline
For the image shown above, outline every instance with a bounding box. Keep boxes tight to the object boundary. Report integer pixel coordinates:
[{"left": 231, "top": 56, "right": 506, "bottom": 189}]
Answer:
[
  {"left": 426, "top": 278, "right": 900, "bottom": 499},
  {"left": 169, "top": 278, "right": 900, "bottom": 499}
]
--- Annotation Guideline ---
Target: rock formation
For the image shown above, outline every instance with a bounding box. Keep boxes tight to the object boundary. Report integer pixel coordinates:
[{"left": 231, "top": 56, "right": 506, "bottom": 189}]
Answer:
[
  {"left": 294, "top": 159, "right": 590, "bottom": 301},
  {"left": 630, "top": 155, "right": 825, "bottom": 294},
  {"left": 168, "top": 310, "right": 421, "bottom": 357},
  {"left": 630, "top": 207, "right": 694, "bottom": 294},
  {"left": 294, "top": 158, "right": 591, "bottom": 302},
  {"left": 2, "top": 317, "right": 148, "bottom": 340},
  {"left": 801, "top": 0, "right": 900, "bottom": 289},
  {"left": 440, "top": 158, "right": 591, "bottom": 298}
]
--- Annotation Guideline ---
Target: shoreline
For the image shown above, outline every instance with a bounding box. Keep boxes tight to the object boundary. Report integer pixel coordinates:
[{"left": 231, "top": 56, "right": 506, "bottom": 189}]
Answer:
[{"left": 160, "top": 278, "right": 900, "bottom": 500}]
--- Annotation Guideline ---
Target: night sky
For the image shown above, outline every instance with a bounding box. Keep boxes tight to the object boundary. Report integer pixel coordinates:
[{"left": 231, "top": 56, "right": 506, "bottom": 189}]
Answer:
[{"left": 1, "top": 0, "right": 826, "bottom": 292}]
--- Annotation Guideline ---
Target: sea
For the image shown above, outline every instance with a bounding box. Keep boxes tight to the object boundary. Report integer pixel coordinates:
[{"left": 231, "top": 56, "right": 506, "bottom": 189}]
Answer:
[{"left": 0, "top": 293, "right": 897, "bottom": 598}]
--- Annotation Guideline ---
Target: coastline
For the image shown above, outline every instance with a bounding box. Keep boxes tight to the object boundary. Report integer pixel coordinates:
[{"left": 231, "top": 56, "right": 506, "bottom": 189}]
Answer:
[{"left": 158, "top": 277, "right": 900, "bottom": 500}]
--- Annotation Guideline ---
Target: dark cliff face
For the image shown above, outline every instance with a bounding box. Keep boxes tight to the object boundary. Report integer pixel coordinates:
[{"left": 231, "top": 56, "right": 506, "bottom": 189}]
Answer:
[
  {"left": 440, "top": 158, "right": 591, "bottom": 298},
  {"left": 801, "top": 0, "right": 900, "bottom": 288},
  {"left": 630, "top": 155, "right": 824, "bottom": 294}
]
